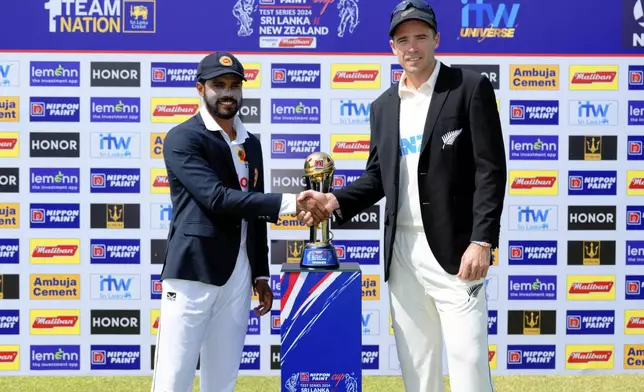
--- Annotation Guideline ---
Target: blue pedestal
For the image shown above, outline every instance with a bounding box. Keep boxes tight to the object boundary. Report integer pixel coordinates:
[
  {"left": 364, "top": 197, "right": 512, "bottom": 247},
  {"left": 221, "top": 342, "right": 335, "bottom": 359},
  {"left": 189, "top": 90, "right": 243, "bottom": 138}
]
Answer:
[{"left": 279, "top": 262, "right": 362, "bottom": 392}]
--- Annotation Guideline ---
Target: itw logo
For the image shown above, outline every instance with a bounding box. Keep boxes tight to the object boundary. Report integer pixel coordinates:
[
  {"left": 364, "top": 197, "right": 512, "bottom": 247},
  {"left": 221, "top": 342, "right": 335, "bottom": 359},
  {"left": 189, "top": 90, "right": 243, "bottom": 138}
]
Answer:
[
  {"left": 100, "top": 274, "right": 132, "bottom": 291},
  {"left": 100, "top": 133, "right": 131, "bottom": 151},
  {"left": 518, "top": 206, "right": 550, "bottom": 222},
  {"left": 577, "top": 101, "right": 610, "bottom": 118}
]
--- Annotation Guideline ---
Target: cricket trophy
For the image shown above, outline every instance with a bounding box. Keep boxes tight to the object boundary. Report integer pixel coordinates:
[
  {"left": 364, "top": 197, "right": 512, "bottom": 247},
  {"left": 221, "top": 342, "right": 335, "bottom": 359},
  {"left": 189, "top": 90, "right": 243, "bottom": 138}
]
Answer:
[{"left": 300, "top": 152, "right": 340, "bottom": 269}]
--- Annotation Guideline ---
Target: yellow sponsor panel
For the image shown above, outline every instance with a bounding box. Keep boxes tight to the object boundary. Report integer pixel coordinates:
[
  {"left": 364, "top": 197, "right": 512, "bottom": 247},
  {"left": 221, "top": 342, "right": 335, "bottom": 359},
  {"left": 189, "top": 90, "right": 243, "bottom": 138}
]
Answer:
[
  {"left": 624, "top": 310, "right": 644, "bottom": 335},
  {"left": 270, "top": 215, "right": 308, "bottom": 230},
  {"left": 362, "top": 274, "right": 380, "bottom": 300},
  {"left": 29, "top": 238, "right": 81, "bottom": 264},
  {"left": 569, "top": 65, "right": 619, "bottom": 91},
  {"left": 626, "top": 170, "right": 644, "bottom": 196},
  {"left": 566, "top": 275, "right": 616, "bottom": 300},
  {"left": 0, "top": 203, "right": 19, "bottom": 229},
  {"left": 29, "top": 309, "right": 81, "bottom": 335},
  {"left": 151, "top": 309, "right": 160, "bottom": 335},
  {"left": 30, "top": 274, "right": 80, "bottom": 300},
  {"left": 508, "top": 170, "right": 558, "bottom": 196},
  {"left": 565, "top": 344, "right": 614, "bottom": 370},
  {"left": 150, "top": 168, "right": 169, "bottom": 194},
  {"left": 330, "top": 64, "right": 381, "bottom": 89},
  {"left": 0, "top": 345, "right": 20, "bottom": 371},
  {"left": 491, "top": 247, "right": 499, "bottom": 266},
  {"left": 330, "top": 134, "right": 370, "bottom": 160},
  {"left": 624, "top": 344, "right": 644, "bottom": 369},
  {"left": 489, "top": 344, "right": 497, "bottom": 370},
  {"left": 509, "top": 65, "right": 559, "bottom": 90},
  {"left": 150, "top": 132, "right": 166, "bottom": 158},
  {"left": 150, "top": 97, "right": 200, "bottom": 123},
  {"left": 0, "top": 96, "right": 19, "bottom": 122},
  {"left": 0, "top": 132, "right": 20, "bottom": 157},
  {"left": 389, "top": 313, "right": 394, "bottom": 335},
  {"left": 242, "top": 63, "right": 261, "bottom": 89}
]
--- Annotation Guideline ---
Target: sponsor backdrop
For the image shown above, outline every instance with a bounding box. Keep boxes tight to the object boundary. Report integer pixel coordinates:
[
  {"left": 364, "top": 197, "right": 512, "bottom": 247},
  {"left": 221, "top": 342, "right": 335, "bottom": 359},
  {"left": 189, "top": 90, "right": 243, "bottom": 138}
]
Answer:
[{"left": 0, "top": 0, "right": 643, "bottom": 378}]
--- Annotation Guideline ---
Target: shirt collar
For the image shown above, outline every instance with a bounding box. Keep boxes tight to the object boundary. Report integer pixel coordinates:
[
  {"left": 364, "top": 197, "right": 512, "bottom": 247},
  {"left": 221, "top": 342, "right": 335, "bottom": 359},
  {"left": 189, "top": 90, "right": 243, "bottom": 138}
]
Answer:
[
  {"left": 199, "top": 104, "right": 249, "bottom": 144},
  {"left": 398, "top": 60, "right": 441, "bottom": 98}
]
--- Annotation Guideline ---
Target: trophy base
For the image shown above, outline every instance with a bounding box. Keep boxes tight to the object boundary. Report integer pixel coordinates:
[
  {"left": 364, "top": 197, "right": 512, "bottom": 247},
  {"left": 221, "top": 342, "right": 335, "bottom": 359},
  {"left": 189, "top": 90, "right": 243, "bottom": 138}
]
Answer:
[{"left": 300, "top": 242, "right": 340, "bottom": 269}]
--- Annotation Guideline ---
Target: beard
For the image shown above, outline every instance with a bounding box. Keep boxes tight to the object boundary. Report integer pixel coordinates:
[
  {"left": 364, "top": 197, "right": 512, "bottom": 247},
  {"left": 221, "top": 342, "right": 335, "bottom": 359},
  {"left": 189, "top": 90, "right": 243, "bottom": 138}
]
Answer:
[{"left": 204, "top": 91, "right": 242, "bottom": 120}]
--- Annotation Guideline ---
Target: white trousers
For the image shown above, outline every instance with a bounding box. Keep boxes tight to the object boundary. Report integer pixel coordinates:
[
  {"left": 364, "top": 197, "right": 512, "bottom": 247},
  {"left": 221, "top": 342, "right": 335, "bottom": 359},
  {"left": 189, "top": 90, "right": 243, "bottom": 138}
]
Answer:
[
  {"left": 388, "top": 228, "right": 494, "bottom": 392},
  {"left": 151, "top": 254, "right": 252, "bottom": 392}
]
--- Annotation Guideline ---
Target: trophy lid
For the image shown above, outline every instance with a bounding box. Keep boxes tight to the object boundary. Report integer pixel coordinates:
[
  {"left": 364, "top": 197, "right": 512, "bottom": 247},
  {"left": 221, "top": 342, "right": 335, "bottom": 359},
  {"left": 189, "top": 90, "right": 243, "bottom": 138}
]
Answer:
[{"left": 304, "top": 152, "right": 335, "bottom": 177}]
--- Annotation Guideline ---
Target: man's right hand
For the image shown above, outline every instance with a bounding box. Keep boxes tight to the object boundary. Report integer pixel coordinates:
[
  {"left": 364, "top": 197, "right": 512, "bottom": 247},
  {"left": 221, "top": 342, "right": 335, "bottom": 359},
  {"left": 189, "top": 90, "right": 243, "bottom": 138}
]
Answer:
[{"left": 296, "top": 190, "right": 339, "bottom": 226}]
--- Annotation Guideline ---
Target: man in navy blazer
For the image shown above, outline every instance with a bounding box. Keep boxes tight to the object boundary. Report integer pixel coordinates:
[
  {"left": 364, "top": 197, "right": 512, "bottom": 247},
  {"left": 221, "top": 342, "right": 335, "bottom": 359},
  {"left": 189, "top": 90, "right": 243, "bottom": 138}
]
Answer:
[{"left": 151, "top": 52, "right": 328, "bottom": 392}]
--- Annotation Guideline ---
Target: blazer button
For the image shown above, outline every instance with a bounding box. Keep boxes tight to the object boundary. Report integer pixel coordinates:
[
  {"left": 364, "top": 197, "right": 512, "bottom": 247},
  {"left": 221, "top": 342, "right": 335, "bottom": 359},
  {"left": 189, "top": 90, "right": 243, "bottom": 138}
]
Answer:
[{"left": 236, "top": 224, "right": 241, "bottom": 228}]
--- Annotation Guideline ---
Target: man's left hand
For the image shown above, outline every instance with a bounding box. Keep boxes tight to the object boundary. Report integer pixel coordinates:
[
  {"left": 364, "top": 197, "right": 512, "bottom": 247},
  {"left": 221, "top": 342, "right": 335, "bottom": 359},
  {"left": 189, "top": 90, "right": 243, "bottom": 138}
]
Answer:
[
  {"left": 253, "top": 280, "right": 273, "bottom": 316},
  {"left": 457, "top": 243, "right": 491, "bottom": 281}
]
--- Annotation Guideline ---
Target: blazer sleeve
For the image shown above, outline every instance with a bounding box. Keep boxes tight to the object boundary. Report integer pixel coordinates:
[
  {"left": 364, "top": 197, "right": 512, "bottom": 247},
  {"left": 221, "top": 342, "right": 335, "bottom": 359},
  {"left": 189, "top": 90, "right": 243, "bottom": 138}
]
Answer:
[
  {"left": 251, "top": 141, "right": 270, "bottom": 282},
  {"left": 163, "top": 130, "right": 283, "bottom": 223},
  {"left": 468, "top": 74, "right": 508, "bottom": 248},
  {"left": 332, "top": 102, "right": 385, "bottom": 224}
]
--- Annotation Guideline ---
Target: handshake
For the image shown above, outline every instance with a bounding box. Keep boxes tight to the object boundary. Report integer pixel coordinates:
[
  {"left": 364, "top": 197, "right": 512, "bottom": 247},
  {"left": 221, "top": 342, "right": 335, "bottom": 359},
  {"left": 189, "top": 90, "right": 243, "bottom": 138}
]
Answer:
[{"left": 294, "top": 190, "right": 340, "bottom": 227}]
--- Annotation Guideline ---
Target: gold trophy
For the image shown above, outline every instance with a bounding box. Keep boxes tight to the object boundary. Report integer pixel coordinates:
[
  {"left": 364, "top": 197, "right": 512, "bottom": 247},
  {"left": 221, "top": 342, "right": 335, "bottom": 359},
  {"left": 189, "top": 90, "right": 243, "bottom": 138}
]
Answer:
[{"left": 300, "top": 152, "right": 339, "bottom": 269}]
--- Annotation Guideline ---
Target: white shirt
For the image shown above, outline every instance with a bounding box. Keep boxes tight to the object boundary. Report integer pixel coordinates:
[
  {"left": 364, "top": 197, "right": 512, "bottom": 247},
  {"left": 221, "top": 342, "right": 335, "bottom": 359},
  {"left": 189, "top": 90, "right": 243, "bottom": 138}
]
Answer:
[
  {"left": 199, "top": 105, "right": 297, "bottom": 282},
  {"left": 395, "top": 61, "right": 441, "bottom": 230}
]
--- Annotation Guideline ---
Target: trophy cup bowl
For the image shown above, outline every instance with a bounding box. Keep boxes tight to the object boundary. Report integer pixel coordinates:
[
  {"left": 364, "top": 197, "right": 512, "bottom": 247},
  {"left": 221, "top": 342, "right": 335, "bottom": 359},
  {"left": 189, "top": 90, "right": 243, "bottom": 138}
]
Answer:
[{"left": 300, "top": 152, "right": 340, "bottom": 269}]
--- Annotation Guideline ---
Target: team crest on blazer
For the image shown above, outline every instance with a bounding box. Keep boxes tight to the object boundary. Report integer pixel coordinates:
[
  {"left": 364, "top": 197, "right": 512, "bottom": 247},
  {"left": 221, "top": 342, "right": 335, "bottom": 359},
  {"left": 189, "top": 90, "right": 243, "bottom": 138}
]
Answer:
[{"left": 441, "top": 129, "right": 462, "bottom": 149}]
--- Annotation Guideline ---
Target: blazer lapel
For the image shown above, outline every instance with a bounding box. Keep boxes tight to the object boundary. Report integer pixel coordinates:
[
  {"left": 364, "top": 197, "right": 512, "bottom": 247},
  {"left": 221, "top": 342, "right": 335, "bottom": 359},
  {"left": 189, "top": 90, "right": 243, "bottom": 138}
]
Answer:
[
  {"left": 420, "top": 63, "right": 451, "bottom": 156},
  {"left": 196, "top": 114, "right": 239, "bottom": 181}
]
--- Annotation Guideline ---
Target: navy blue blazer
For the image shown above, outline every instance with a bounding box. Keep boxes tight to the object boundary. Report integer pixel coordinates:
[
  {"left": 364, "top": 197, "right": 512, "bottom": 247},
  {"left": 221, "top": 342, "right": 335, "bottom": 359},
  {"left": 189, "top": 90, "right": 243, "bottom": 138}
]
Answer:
[{"left": 160, "top": 114, "right": 284, "bottom": 287}]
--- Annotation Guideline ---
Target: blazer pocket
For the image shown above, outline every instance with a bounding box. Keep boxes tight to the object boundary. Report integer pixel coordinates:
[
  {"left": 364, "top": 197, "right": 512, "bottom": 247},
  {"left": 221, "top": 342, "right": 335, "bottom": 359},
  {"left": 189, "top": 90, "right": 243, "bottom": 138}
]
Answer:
[{"left": 183, "top": 222, "right": 218, "bottom": 238}]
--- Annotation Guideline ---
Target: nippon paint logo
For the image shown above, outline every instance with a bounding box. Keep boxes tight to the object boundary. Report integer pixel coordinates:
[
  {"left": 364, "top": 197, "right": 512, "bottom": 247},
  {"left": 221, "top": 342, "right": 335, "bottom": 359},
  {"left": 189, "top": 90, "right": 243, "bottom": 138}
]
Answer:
[
  {"left": 508, "top": 240, "right": 557, "bottom": 265},
  {"left": 270, "top": 63, "right": 321, "bottom": 88},
  {"left": 30, "top": 97, "right": 80, "bottom": 122},
  {"left": 270, "top": 134, "right": 320, "bottom": 159},
  {"left": 150, "top": 62, "right": 198, "bottom": 88},
  {"left": 90, "top": 168, "right": 141, "bottom": 193},
  {"left": 509, "top": 100, "right": 559, "bottom": 125},
  {"left": 568, "top": 170, "right": 617, "bottom": 196}
]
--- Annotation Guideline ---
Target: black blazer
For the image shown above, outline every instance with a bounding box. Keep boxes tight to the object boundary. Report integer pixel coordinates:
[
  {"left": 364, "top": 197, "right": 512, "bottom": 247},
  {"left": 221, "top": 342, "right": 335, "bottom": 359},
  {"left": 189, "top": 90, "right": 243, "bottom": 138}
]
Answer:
[
  {"left": 160, "top": 114, "right": 283, "bottom": 287},
  {"left": 333, "top": 62, "right": 507, "bottom": 281}
]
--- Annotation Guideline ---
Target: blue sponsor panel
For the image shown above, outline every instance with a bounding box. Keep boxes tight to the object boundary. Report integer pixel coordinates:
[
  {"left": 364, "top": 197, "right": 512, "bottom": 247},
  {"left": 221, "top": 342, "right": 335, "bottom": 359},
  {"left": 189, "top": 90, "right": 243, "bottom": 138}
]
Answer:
[
  {"left": 29, "top": 97, "right": 80, "bottom": 122},
  {"left": 271, "top": 63, "right": 321, "bottom": 88},
  {"left": 625, "top": 276, "right": 644, "bottom": 300},
  {"left": 0, "top": 0, "right": 636, "bottom": 55},
  {"left": 30, "top": 345, "right": 81, "bottom": 370},
  {"left": 281, "top": 266, "right": 362, "bottom": 391},
  {"left": 567, "top": 170, "right": 617, "bottom": 196},
  {"left": 509, "top": 100, "right": 559, "bottom": 125},
  {"left": 508, "top": 135, "right": 558, "bottom": 160},
  {"left": 90, "top": 239, "right": 141, "bottom": 264},
  {"left": 0, "top": 309, "right": 20, "bottom": 334},
  {"left": 628, "top": 101, "right": 644, "bottom": 125},
  {"left": 626, "top": 241, "right": 644, "bottom": 265},
  {"left": 30, "top": 168, "right": 80, "bottom": 193},
  {"left": 89, "top": 168, "right": 141, "bottom": 193},
  {"left": 90, "top": 345, "right": 141, "bottom": 370},
  {"left": 332, "top": 170, "right": 364, "bottom": 190},
  {"left": 361, "top": 345, "right": 379, "bottom": 370},
  {"left": 151, "top": 274, "right": 162, "bottom": 300},
  {"left": 270, "top": 310, "right": 280, "bottom": 335},
  {"left": 508, "top": 240, "right": 557, "bottom": 266},
  {"left": 270, "top": 133, "right": 320, "bottom": 159},
  {"left": 90, "top": 97, "right": 141, "bottom": 122},
  {"left": 247, "top": 311, "right": 260, "bottom": 335},
  {"left": 627, "top": 206, "right": 644, "bottom": 230},
  {"left": 0, "top": 239, "right": 19, "bottom": 264},
  {"left": 333, "top": 240, "right": 380, "bottom": 265},
  {"left": 629, "top": 65, "right": 644, "bottom": 90},
  {"left": 627, "top": 135, "right": 644, "bottom": 160},
  {"left": 507, "top": 345, "right": 556, "bottom": 370},
  {"left": 271, "top": 99, "right": 320, "bottom": 124},
  {"left": 150, "top": 62, "right": 198, "bottom": 87},
  {"left": 508, "top": 275, "right": 557, "bottom": 300},
  {"left": 29, "top": 203, "right": 80, "bottom": 229},
  {"left": 488, "top": 310, "right": 498, "bottom": 335},
  {"left": 30, "top": 61, "right": 80, "bottom": 86},
  {"left": 270, "top": 274, "right": 281, "bottom": 300},
  {"left": 390, "top": 64, "right": 403, "bottom": 86},
  {"left": 566, "top": 310, "right": 615, "bottom": 335},
  {"left": 240, "top": 345, "right": 260, "bottom": 370}
]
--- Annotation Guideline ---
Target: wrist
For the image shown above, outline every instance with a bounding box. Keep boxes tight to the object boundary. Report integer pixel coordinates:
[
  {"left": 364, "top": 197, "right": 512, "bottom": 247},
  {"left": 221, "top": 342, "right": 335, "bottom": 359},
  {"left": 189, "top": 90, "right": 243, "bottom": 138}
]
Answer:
[
  {"left": 326, "top": 193, "right": 339, "bottom": 211},
  {"left": 471, "top": 241, "right": 491, "bottom": 248}
]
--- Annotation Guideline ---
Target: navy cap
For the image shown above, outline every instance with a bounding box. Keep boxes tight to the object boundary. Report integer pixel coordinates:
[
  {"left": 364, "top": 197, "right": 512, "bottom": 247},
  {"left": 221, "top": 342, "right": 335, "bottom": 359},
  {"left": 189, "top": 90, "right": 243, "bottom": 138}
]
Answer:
[
  {"left": 389, "top": 0, "right": 438, "bottom": 37},
  {"left": 196, "top": 52, "right": 246, "bottom": 82}
]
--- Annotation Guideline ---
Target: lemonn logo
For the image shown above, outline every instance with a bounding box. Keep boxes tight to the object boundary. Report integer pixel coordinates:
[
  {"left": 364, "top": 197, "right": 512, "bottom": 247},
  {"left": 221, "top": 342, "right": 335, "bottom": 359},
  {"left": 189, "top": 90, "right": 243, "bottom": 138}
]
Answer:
[
  {"left": 150, "top": 132, "right": 166, "bottom": 158},
  {"left": 150, "top": 168, "right": 169, "bottom": 194},
  {"left": 566, "top": 275, "right": 616, "bottom": 300},
  {"left": 150, "top": 98, "right": 200, "bottom": 123},
  {"left": 0, "top": 97, "right": 19, "bottom": 122},
  {"left": 330, "top": 134, "right": 370, "bottom": 160},
  {"left": 270, "top": 215, "right": 307, "bottom": 230},
  {"left": 509, "top": 170, "right": 558, "bottom": 196},
  {"left": 362, "top": 275, "right": 380, "bottom": 300},
  {"left": 30, "top": 309, "right": 80, "bottom": 335},
  {"left": 0, "top": 203, "right": 19, "bottom": 229},
  {"left": 510, "top": 65, "right": 559, "bottom": 90},
  {"left": 569, "top": 65, "right": 619, "bottom": 90},
  {"left": 330, "top": 64, "right": 381, "bottom": 89},
  {"left": 242, "top": 63, "right": 261, "bottom": 89},
  {"left": 30, "top": 239, "right": 80, "bottom": 264},
  {"left": 30, "top": 274, "right": 80, "bottom": 300}
]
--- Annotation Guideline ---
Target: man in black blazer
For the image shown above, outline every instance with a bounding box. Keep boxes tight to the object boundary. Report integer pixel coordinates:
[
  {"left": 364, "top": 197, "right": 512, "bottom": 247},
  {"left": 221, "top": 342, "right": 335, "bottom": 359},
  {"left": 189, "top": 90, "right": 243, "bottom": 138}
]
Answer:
[
  {"left": 151, "top": 52, "right": 327, "bottom": 392},
  {"left": 300, "top": 1, "right": 506, "bottom": 391}
]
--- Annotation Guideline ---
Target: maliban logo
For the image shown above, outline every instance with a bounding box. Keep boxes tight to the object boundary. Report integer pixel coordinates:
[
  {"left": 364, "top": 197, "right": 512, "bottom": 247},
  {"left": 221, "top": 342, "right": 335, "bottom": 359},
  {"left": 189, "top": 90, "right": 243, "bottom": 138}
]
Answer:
[{"left": 90, "top": 98, "right": 140, "bottom": 122}]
